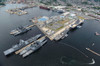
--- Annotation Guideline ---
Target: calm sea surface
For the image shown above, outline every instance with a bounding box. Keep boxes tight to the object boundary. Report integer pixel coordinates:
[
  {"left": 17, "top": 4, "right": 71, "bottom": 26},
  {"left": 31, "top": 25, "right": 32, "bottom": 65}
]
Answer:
[{"left": 0, "top": 4, "right": 100, "bottom": 66}]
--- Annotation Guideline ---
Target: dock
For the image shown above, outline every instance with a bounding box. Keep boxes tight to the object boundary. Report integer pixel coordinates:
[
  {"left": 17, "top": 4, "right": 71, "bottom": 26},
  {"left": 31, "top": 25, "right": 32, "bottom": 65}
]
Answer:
[
  {"left": 6, "top": 9, "right": 28, "bottom": 16},
  {"left": 86, "top": 48, "right": 100, "bottom": 56},
  {"left": 35, "top": 19, "right": 82, "bottom": 41},
  {"left": 31, "top": 12, "right": 84, "bottom": 41},
  {"left": 15, "top": 36, "right": 46, "bottom": 54},
  {"left": 26, "top": 24, "right": 35, "bottom": 29},
  {"left": 10, "top": 31, "right": 19, "bottom": 34}
]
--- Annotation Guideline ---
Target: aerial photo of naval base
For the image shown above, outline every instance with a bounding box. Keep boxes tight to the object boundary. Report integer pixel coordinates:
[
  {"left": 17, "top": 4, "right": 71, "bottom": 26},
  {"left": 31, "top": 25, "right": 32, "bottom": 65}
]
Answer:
[{"left": 0, "top": 0, "right": 100, "bottom": 66}]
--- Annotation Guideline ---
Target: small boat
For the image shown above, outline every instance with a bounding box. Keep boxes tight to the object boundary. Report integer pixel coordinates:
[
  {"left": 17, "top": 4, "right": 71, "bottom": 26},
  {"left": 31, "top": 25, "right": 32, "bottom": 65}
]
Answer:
[
  {"left": 77, "top": 26, "right": 82, "bottom": 28},
  {"left": 95, "top": 32, "right": 100, "bottom": 36},
  {"left": 65, "top": 34, "right": 68, "bottom": 37},
  {"left": 92, "top": 43, "right": 95, "bottom": 46}
]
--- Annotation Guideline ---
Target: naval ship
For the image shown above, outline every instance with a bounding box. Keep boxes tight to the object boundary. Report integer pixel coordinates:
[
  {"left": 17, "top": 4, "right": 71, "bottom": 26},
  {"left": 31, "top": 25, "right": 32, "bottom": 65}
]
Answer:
[
  {"left": 19, "top": 37, "right": 46, "bottom": 56},
  {"left": 20, "top": 37, "right": 47, "bottom": 58},
  {"left": 10, "top": 25, "right": 31, "bottom": 36},
  {"left": 3, "top": 34, "right": 41, "bottom": 56}
]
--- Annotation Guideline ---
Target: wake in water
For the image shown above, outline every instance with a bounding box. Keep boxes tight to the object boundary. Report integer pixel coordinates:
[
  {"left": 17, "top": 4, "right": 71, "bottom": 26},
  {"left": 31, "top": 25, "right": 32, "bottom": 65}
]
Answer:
[
  {"left": 60, "top": 56, "right": 95, "bottom": 65},
  {"left": 88, "top": 59, "right": 95, "bottom": 65},
  {"left": 58, "top": 42, "right": 95, "bottom": 65},
  {"left": 58, "top": 42, "right": 89, "bottom": 58}
]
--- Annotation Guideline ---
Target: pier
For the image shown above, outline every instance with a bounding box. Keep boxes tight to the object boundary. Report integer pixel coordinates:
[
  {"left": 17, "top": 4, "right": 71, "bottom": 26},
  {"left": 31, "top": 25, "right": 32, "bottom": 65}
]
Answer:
[
  {"left": 10, "top": 31, "right": 19, "bottom": 34},
  {"left": 30, "top": 12, "right": 85, "bottom": 41},
  {"left": 15, "top": 36, "right": 46, "bottom": 54},
  {"left": 26, "top": 24, "right": 35, "bottom": 29},
  {"left": 6, "top": 4, "right": 36, "bottom": 16},
  {"left": 6, "top": 10, "right": 28, "bottom": 16},
  {"left": 34, "top": 18, "right": 84, "bottom": 41},
  {"left": 86, "top": 48, "right": 100, "bottom": 56}
]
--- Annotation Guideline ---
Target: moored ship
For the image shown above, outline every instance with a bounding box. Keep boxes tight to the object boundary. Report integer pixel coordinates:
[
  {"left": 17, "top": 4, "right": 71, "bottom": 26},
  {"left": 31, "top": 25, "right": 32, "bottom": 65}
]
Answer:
[
  {"left": 22, "top": 37, "right": 47, "bottom": 58},
  {"left": 39, "top": 6, "right": 50, "bottom": 10},
  {"left": 10, "top": 25, "right": 31, "bottom": 36},
  {"left": 3, "top": 34, "right": 41, "bottom": 56}
]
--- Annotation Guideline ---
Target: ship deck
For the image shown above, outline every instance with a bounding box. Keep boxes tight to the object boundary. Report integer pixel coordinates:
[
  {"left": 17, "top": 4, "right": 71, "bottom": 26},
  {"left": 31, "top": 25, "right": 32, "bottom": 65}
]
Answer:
[
  {"left": 15, "top": 36, "right": 46, "bottom": 54},
  {"left": 10, "top": 24, "right": 35, "bottom": 35}
]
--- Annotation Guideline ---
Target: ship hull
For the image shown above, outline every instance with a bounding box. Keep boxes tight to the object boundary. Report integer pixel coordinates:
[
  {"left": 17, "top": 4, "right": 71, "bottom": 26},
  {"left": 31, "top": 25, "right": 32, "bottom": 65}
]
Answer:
[
  {"left": 3, "top": 34, "right": 41, "bottom": 56},
  {"left": 39, "top": 6, "right": 50, "bottom": 10}
]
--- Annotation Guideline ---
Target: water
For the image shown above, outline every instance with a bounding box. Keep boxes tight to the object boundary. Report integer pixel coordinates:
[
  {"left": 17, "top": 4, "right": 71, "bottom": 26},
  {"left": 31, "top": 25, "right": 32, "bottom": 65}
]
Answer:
[{"left": 0, "top": 4, "right": 100, "bottom": 66}]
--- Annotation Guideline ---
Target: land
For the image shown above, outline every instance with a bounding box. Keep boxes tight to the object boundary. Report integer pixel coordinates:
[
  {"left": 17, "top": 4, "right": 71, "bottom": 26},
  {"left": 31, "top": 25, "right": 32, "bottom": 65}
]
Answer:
[
  {"left": 4, "top": 0, "right": 100, "bottom": 40},
  {"left": 2, "top": 0, "right": 100, "bottom": 59},
  {"left": 32, "top": 13, "right": 84, "bottom": 41},
  {"left": 0, "top": 2, "right": 5, "bottom": 7},
  {"left": 6, "top": 4, "right": 36, "bottom": 16}
]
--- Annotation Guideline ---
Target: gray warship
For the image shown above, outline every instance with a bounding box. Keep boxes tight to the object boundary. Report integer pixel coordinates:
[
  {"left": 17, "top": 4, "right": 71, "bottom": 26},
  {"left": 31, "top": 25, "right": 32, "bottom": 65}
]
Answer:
[
  {"left": 10, "top": 25, "right": 31, "bottom": 36},
  {"left": 3, "top": 34, "right": 41, "bottom": 56},
  {"left": 21, "top": 37, "right": 47, "bottom": 58}
]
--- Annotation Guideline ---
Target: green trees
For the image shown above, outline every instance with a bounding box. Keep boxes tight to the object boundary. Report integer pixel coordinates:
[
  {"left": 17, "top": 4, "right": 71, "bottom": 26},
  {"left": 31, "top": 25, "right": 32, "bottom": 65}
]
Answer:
[
  {"left": 67, "top": 3, "right": 72, "bottom": 6},
  {"left": 0, "top": 0, "right": 6, "bottom": 5},
  {"left": 0, "top": 0, "right": 7, "bottom": 2},
  {"left": 81, "top": 1, "right": 88, "bottom": 4},
  {"left": 0, "top": 0, "right": 6, "bottom": 2},
  {"left": 0, "top": 3, "right": 5, "bottom": 5}
]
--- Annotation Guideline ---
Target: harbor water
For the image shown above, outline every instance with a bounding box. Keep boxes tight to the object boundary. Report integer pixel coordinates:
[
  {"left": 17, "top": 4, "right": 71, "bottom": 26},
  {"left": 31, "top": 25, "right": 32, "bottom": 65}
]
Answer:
[{"left": 0, "top": 4, "right": 100, "bottom": 66}]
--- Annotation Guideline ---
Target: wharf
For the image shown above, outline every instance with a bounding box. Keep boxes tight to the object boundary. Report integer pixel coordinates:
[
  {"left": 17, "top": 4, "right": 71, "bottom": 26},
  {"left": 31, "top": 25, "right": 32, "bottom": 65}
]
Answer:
[
  {"left": 31, "top": 14, "right": 84, "bottom": 41},
  {"left": 15, "top": 36, "right": 46, "bottom": 54},
  {"left": 36, "top": 20, "right": 79, "bottom": 40},
  {"left": 6, "top": 10, "right": 28, "bottom": 16},
  {"left": 10, "top": 31, "right": 18, "bottom": 34},
  {"left": 26, "top": 24, "right": 35, "bottom": 29}
]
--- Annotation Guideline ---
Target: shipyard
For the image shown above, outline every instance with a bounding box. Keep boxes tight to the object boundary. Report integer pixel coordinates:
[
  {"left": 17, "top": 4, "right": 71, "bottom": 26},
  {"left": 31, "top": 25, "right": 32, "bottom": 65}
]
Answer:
[
  {"left": 3, "top": 3, "right": 85, "bottom": 57},
  {"left": 0, "top": 0, "right": 100, "bottom": 66},
  {"left": 31, "top": 13, "right": 84, "bottom": 41},
  {"left": 3, "top": 7, "right": 85, "bottom": 57},
  {"left": 3, "top": 11, "right": 85, "bottom": 57}
]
